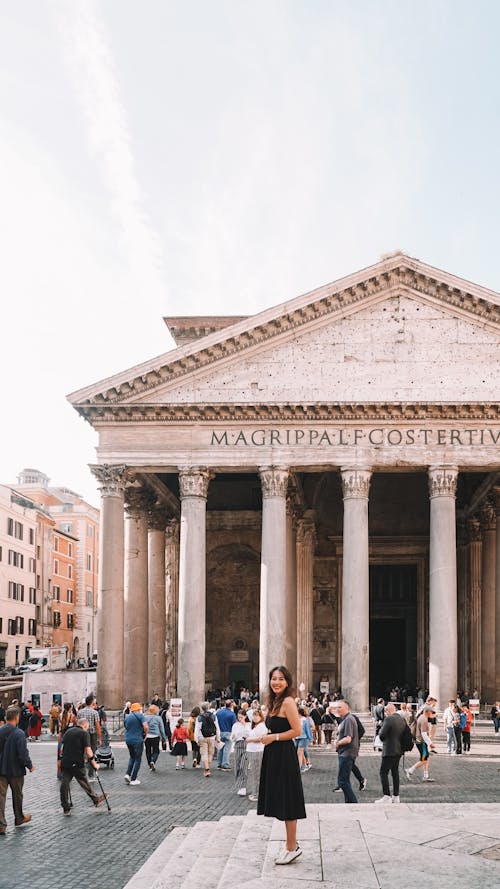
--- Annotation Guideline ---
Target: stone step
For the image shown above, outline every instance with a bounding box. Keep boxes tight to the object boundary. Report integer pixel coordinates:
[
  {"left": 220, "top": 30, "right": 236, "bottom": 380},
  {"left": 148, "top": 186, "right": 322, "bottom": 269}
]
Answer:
[
  {"left": 150, "top": 820, "right": 218, "bottom": 889},
  {"left": 122, "top": 825, "right": 190, "bottom": 889},
  {"left": 216, "top": 811, "right": 274, "bottom": 889},
  {"left": 178, "top": 815, "right": 245, "bottom": 889}
]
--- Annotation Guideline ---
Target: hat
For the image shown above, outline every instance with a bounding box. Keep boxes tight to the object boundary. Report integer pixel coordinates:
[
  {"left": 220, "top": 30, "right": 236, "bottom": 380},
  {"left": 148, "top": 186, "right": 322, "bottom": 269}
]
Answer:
[{"left": 130, "top": 702, "right": 142, "bottom": 712}]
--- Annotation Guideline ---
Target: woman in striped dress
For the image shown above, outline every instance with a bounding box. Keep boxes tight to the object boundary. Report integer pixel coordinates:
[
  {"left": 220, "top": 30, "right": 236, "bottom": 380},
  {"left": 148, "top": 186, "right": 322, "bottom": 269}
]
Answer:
[{"left": 231, "top": 709, "right": 251, "bottom": 796}]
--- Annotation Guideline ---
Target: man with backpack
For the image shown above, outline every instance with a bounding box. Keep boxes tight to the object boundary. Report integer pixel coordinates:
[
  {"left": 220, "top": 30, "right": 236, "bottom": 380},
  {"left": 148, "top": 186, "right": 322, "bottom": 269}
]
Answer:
[
  {"left": 195, "top": 701, "right": 221, "bottom": 777},
  {"left": 375, "top": 702, "right": 412, "bottom": 803}
]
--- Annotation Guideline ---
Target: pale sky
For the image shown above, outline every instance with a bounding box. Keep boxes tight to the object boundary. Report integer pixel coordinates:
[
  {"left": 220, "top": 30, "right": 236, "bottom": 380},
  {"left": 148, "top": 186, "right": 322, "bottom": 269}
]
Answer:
[{"left": 1, "top": 0, "right": 500, "bottom": 507}]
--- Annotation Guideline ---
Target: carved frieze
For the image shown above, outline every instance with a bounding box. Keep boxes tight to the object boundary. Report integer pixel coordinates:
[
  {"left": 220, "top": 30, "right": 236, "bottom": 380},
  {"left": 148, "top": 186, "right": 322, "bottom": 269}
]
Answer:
[
  {"left": 259, "top": 467, "right": 289, "bottom": 498},
  {"left": 428, "top": 466, "right": 458, "bottom": 499},
  {"left": 178, "top": 468, "right": 211, "bottom": 500},
  {"left": 90, "top": 464, "right": 129, "bottom": 497},
  {"left": 340, "top": 468, "right": 372, "bottom": 500}
]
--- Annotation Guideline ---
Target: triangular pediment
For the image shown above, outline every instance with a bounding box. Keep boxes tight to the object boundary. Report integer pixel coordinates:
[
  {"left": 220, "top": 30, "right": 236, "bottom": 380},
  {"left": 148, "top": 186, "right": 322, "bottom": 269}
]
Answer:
[{"left": 68, "top": 254, "right": 500, "bottom": 421}]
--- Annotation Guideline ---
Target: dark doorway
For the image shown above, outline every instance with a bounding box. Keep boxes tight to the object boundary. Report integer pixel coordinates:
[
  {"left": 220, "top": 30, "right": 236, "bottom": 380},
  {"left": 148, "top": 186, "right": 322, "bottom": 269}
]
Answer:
[
  {"left": 369, "top": 564, "right": 417, "bottom": 699},
  {"left": 228, "top": 663, "right": 251, "bottom": 698}
]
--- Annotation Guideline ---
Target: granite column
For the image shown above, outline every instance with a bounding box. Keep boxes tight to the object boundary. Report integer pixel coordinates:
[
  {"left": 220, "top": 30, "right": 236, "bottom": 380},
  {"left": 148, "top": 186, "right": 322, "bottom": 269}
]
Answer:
[
  {"left": 148, "top": 506, "right": 168, "bottom": 700},
  {"left": 165, "top": 519, "right": 180, "bottom": 700},
  {"left": 123, "top": 489, "right": 150, "bottom": 703},
  {"left": 340, "top": 468, "right": 372, "bottom": 712},
  {"left": 259, "top": 467, "right": 289, "bottom": 699},
  {"left": 428, "top": 466, "right": 458, "bottom": 707}
]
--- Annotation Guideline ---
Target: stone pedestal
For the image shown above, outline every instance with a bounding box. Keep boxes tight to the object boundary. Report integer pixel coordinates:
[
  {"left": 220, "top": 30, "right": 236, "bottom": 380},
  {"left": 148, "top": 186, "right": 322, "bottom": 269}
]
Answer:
[
  {"left": 285, "top": 499, "right": 297, "bottom": 679},
  {"left": 340, "top": 468, "right": 371, "bottom": 712},
  {"left": 259, "top": 467, "right": 288, "bottom": 698},
  {"left": 177, "top": 469, "right": 211, "bottom": 710},
  {"left": 124, "top": 490, "right": 150, "bottom": 703},
  {"left": 428, "top": 467, "right": 458, "bottom": 707},
  {"left": 468, "top": 517, "right": 482, "bottom": 694},
  {"left": 148, "top": 507, "right": 168, "bottom": 700},
  {"left": 296, "top": 513, "right": 316, "bottom": 695},
  {"left": 92, "top": 465, "right": 128, "bottom": 709},
  {"left": 165, "top": 519, "right": 180, "bottom": 700},
  {"left": 480, "top": 501, "right": 496, "bottom": 702}
]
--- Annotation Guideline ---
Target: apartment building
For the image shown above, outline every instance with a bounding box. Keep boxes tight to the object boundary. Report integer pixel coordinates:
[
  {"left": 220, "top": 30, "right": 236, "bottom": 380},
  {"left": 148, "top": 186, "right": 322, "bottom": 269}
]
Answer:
[{"left": 0, "top": 485, "right": 37, "bottom": 669}]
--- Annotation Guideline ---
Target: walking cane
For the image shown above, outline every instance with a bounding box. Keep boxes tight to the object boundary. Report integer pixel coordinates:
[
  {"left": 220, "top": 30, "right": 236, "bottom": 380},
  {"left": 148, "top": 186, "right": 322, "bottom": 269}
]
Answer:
[{"left": 95, "top": 769, "right": 111, "bottom": 812}]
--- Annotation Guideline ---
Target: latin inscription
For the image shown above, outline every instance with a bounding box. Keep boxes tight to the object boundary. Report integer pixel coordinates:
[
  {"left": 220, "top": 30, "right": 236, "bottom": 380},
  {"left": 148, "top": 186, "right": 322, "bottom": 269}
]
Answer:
[{"left": 210, "top": 428, "right": 500, "bottom": 447}]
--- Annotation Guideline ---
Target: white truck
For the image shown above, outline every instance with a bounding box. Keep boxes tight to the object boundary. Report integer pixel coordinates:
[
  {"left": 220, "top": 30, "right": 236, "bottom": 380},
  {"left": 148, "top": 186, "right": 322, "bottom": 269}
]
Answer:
[
  {"left": 22, "top": 669, "right": 96, "bottom": 715},
  {"left": 19, "top": 646, "right": 68, "bottom": 673}
]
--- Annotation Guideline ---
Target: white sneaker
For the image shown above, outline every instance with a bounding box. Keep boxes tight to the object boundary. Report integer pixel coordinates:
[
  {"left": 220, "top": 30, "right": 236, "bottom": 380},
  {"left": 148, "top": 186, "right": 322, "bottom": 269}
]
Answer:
[
  {"left": 404, "top": 768, "right": 412, "bottom": 781},
  {"left": 124, "top": 775, "right": 131, "bottom": 784},
  {"left": 374, "top": 795, "right": 392, "bottom": 804},
  {"left": 130, "top": 779, "right": 141, "bottom": 786},
  {"left": 275, "top": 846, "right": 302, "bottom": 865},
  {"left": 237, "top": 788, "right": 246, "bottom": 796},
  {"left": 392, "top": 795, "right": 401, "bottom": 804}
]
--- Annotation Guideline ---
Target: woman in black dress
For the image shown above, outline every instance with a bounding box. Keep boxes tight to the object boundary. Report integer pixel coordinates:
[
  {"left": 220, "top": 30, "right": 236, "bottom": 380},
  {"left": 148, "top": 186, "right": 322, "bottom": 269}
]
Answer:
[{"left": 258, "top": 665, "right": 306, "bottom": 865}]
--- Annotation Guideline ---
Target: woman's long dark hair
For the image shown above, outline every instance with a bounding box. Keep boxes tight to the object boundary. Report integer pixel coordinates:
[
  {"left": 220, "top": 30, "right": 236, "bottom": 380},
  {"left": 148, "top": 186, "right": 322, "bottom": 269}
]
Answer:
[{"left": 267, "top": 665, "right": 295, "bottom": 714}]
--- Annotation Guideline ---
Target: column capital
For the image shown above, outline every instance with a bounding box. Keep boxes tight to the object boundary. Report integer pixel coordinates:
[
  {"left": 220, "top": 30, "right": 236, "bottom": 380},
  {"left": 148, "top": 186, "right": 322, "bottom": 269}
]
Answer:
[
  {"left": 480, "top": 499, "right": 496, "bottom": 532},
  {"left": 178, "top": 468, "right": 212, "bottom": 500},
  {"left": 147, "top": 505, "right": 170, "bottom": 531},
  {"left": 124, "top": 488, "right": 154, "bottom": 516},
  {"left": 467, "top": 516, "right": 482, "bottom": 543},
  {"left": 259, "top": 467, "right": 289, "bottom": 499},
  {"left": 90, "top": 464, "right": 129, "bottom": 497},
  {"left": 428, "top": 466, "right": 458, "bottom": 499},
  {"left": 296, "top": 513, "right": 316, "bottom": 547},
  {"left": 340, "top": 468, "right": 372, "bottom": 500},
  {"left": 165, "top": 517, "right": 180, "bottom": 543}
]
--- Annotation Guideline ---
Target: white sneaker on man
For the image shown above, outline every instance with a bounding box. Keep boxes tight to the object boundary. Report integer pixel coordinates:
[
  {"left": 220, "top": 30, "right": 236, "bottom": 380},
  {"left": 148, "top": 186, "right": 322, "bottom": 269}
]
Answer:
[
  {"left": 130, "top": 779, "right": 141, "bottom": 786},
  {"left": 374, "top": 795, "right": 392, "bottom": 804},
  {"left": 124, "top": 774, "right": 131, "bottom": 784},
  {"left": 392, "top": 795, "right": 401, "bottom": 803},
  {"left": 237, "top": 788, "right": 246, "bottom": 796}
]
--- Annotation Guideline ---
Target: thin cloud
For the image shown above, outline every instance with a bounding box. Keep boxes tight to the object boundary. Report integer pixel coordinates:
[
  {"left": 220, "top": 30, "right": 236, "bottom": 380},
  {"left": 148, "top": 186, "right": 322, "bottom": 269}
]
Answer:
[{"left": 51, "top": 0, "right": 167, "bottom": 304}]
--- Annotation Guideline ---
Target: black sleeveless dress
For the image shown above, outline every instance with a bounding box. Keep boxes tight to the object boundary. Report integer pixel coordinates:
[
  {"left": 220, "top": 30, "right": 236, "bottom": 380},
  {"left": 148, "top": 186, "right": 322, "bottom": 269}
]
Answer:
[{"left": 257, "top": 715, "right": 306, "bottom": 821}]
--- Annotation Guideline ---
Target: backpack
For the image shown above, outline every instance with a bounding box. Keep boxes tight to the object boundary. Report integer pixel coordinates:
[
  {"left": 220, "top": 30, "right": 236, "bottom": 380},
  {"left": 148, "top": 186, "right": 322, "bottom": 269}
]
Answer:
[
  {"left": 200, "top": 712, "right": 216, "bottom": 738},
  {"left": 354, "top": 715, "right": 365, "bottom": 739},
  {"left": 460, "top": 711, "right": 467, "bottom": 730},
  {"left": 401, "top": 721, "right": 414, "bottom": 753}
]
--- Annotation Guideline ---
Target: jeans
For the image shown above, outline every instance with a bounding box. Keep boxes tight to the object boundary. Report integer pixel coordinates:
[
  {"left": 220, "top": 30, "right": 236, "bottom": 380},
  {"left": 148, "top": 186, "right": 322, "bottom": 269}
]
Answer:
[
  {"left": 145, "top": 736, "right": 160, "bottom": 765},
  {"left": 462, "top": 730, "right": 471, "bottom": 751},
  {"left": 0, "top": 775, "right": 25, "bottom": 828},
  {"left": 453, "top": 726, "right": 462, "bottom": 754},
  {"left": 380, "top": 754, "right": 401, "bottom": 796},
  {"left": 446, "top": 726, "right": 456, "bottom": 753},
  {"left": 126, "top": 741, "right": 144, "bottom": 780},
  {"left": 337, "top": 755, "right": 358, "bottom": 803},
  {"left": 352, "top": 760, "right": 364, "bottom": 787},
  {"left": 493, "top": 717, "right": 500, "bottom": 733},
  {"left": 60, "top": 767, "right": 100, "bottom": 812},
  {"left": 217, "top": 732, "right": 232, "bottom": 767}
]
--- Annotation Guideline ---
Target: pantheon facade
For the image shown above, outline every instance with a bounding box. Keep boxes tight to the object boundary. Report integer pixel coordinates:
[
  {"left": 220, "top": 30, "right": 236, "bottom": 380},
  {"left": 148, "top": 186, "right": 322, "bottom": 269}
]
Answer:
[{"left": 69, "top": 254, "right": 500, "bottom": 712}]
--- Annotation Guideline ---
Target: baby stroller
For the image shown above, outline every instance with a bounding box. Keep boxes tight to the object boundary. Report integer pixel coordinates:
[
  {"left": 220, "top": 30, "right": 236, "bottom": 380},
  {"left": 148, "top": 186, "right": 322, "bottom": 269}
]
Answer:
[{"left": 95, "top": 725, "right": 115, "bottom": 769}]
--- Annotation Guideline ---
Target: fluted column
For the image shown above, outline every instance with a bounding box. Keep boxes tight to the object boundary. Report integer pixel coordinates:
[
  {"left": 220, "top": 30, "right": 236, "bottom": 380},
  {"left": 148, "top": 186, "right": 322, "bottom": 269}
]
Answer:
[
  {"left": 456, "top": 521, "right": 469, "bottom": 694},
  {"left": 481, "top": 500, "right": 496, "bottom": 702},
  {"left": 285, "top": 498, "right": 297, "bottom": 679},
  {"left": 428, "top": 466, "right": 458, "bottom": 707},
  {"left": 468, "top": 516, "right": 482, "bottom": 694},
  {"left": 148, "top": 505, "right": 168, "bottom": 699},
  {"left": 124, "top": 489, "right": 151, "bottom": 703},
  {"left": 259, "top": 467, "right": 289, "bottom": 698},
  {"left": 296, "top": 512, "right": 316, "bottom": 695},
  {"left": 177, "top": 468, "right": 211, "bottom": 709},
  {"left": 91, "top": 464, "right": 128, "bottom": 709},
  {"left": 165, "top": 519, "right": 180, "bottom": 700},
  {"left": 340, "top": 467, "right": 372, "bottom": 712}
]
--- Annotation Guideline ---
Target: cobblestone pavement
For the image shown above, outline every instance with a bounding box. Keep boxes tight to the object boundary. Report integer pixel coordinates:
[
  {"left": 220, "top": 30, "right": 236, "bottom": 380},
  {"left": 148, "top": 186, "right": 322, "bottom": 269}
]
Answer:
[{"left": 2, "top": 735, "right": 500, "bottom": 889}]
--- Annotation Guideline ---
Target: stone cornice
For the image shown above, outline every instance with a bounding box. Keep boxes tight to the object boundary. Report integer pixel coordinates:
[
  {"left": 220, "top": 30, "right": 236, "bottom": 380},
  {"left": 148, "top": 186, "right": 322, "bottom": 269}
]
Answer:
[
  {"left": 79, "top": 401, "right": 500, "bottom": 424},
  {"left": 68, "top": 256, "right": 500, "bottom": 415}
]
